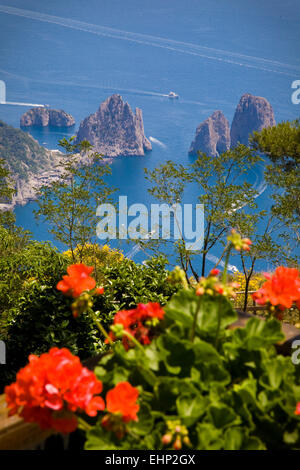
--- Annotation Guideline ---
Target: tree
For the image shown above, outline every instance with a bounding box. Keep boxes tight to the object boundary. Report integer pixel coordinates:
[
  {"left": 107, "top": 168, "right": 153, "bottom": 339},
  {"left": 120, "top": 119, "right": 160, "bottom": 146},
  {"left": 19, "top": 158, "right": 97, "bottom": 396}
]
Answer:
[
  {"left": 0, "top": 158, "right": 16, "bottom": 229},
  {"left": 250, "top": 120, "right": 300, "bottom": 246},
  {"left": 35, "top": 138, "right": 116, "bottom": 261},
  {"left": 145, "top": 145, "right": 265, "bottom": 282}
]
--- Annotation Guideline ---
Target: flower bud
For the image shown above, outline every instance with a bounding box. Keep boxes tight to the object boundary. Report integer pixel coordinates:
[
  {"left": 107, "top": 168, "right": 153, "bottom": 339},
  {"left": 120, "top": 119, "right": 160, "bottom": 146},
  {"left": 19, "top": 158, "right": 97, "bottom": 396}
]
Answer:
[
  {"left": 162, "top": 434, "right": 172, "bottom": 445},
  {"left": 183, "top": 436, "right": 192, "bottom": 447},
  {"left": 173, "top": 436, "right": 182, "bottom": 450},
  {"left": 196, "top": 286, "right": 205, "bottom": 296}
]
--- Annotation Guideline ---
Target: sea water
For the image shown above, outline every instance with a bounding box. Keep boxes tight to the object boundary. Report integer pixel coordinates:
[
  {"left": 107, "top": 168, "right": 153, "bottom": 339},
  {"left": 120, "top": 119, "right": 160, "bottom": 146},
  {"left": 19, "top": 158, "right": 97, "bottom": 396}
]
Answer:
[{"left": 1, "top": 0, "right": 300, "bottom": 272}]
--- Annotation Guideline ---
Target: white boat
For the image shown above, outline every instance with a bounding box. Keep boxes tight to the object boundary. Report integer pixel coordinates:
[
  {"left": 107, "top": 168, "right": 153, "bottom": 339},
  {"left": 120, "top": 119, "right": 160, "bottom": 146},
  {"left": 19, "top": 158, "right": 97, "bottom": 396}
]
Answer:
[{"left": 168, "top": 91, "right": 179, "bottom": 99}]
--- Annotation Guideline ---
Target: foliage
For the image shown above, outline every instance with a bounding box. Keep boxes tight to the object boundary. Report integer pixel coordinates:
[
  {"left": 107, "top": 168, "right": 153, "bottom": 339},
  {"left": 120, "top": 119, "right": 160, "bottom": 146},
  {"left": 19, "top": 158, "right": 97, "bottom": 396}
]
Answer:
[
  {"left": 0, "top": 247, "right": 177, "bottom": 393},
  {"left": 250, "top": 120, "right": 300, "bottom": 248},
  {"left": 144, "top": 145, "right": 265, "bottom": 281},
  {"left": 0, "top": 158, "right": 16, "bottom": 227},
  {"left": 35, "top": 138, "right": 116, "bottom": 260},
  {"left": 230, "top": 271, "right": 265, "bottom": 309},
  {"left": 0, "top": 226, "right": 49, "bottom": 318},
  {"left": 96, "top": 256, "right": 179, "bottom": 318},
  {"left": 250, "top": 119, "right": 300, "bottom": 172},
  {"left": 64, "top": 243, "right": 124, "bottom": 283},
  {"left": 84, "top": 288, "right": 300, "bottom": 450},
  {"left": 0, "top": 237, "right": 103, "bottom": 392},
  {"left": 0, "top": 120, "right": 54, "bottom": 179}
]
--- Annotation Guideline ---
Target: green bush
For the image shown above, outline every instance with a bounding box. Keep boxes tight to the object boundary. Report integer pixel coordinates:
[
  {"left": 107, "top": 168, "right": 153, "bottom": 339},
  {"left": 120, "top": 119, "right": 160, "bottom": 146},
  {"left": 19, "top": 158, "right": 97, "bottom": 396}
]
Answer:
[
  {"left": 85, "top": 289, "right": 300, "bottom": 450},
  {"left": 0, "top": 251, "right": 178, "bottom": 392},
  {"left": 94, "top": 256, "right": 179, "bottom": 319}
]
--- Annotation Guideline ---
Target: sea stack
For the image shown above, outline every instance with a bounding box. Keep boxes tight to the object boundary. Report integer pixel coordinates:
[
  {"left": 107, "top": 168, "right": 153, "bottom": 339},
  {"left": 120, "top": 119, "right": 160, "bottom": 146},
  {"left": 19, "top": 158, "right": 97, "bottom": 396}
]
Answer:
[
  {"left": 20, "top": 107, "right": 75, "bottom": 127},
  {"left": 189, "top": 110, "right": 230, "bottom": 157},
  {"left": 76, "top": 94, "right": 152, "bottom": 157},
  {"left": 230, "top": 93, "right": 276, "bottom": 148}
]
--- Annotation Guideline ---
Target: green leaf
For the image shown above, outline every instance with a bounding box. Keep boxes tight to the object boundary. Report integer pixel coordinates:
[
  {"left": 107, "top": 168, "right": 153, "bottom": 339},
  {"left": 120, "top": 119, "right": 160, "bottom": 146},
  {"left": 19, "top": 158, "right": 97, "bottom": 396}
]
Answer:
[
  {"left": 196, "top": 423, "right": 224, "bottom": 450},
  {"left": 165, "top": 289, "right": 197, "bottom": 328},
  {"left": 157, "top": 334, "right": 195, "bottom": 376},
  {"left": 193, "top": 339, "right": 222, "bottom": 365},
  {"left": 85, "top": 427, "right": 124, "bottom": 450},
  {"left": 208, "top": 403, "right": 240, "bottom": 429},
  {"left": 129, "top": 402, "right": 154, "bottom": 436},
  {"left": 228, "top": 317, "right": 285, "bottom": 351},
  {"left": 195, "top": 295, "right": 237, "bottom": 336},
  {"left": 224, "top": 427, "right": 244, "bottom": 450},
  {"left": 198, "top": 362, "right": 231, "bottom": 390},
  {"left": 176, "top": 393, "right": 207, "bottom": 426},
  {"left": 283, "top": 429, "right": 299, "bottom": 444},
  {"left": 259, "top": 356, "right": 292, "bottom": 390},
  {"left": 154, "top": 377, "right": 198, "bottom": 412}
]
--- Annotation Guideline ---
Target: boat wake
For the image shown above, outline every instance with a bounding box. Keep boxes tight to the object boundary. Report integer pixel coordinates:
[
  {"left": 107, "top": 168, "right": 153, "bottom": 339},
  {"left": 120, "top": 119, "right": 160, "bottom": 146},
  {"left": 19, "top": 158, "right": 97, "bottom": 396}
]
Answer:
[
  {"left": 0, "top": 5, "right": 299, "bottom": 77},
  {"left": 0, "top": 79, "right": 45, "bottom": 107},
  {"left": 206, "top": 253, "right": 239, "bottom": 273},
  {"left": 2, "top": 101, "right": 45, "bottom": 107},
  {"left": 149, "top": 136, "right": 167, "bottom": 149}
]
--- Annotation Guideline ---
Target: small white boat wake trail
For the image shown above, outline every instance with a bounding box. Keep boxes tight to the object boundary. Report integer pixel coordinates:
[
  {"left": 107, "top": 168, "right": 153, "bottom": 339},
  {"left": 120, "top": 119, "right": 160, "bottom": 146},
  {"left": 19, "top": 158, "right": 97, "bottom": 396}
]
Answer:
[
  {"left": 149, "top": 137, "right": 167, "bottom": 149},
  {"left": 1, "top": 101, "right": 45, "bottom": 107},
  {"left": 0, "top": 69, "right": 168, "bottom": 100},
  {"left": 0, "top": 5, "right": 299, "bottom": 77},
  {"left": 0, "top": 79, "right": 45, "bottom": 107},
  {"left": 206, "top": 253, "right": 239, "bottom": 274}
]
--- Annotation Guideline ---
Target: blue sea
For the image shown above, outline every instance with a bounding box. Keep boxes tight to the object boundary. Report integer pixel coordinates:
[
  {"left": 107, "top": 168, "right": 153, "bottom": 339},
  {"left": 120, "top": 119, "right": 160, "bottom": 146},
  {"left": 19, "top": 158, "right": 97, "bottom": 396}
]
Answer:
[{"left": 0, "top": 0, "right": 299, "bottom": 273}]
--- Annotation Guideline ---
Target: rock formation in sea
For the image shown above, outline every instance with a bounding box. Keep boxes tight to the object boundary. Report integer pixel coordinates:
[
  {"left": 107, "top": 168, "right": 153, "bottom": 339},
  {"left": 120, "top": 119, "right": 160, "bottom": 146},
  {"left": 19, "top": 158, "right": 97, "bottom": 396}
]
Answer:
[
  {"left": 188, "top": 110, "right": 230, "bottom": 157},
  {"left": 230, "top": 93, "right": 276, "bottom": 148},
  {"left": 20, "top": 107, "right": 75, "bottom": 127},
  {"left": 76, "top": 94, "right": 152, "bottom": 157}
]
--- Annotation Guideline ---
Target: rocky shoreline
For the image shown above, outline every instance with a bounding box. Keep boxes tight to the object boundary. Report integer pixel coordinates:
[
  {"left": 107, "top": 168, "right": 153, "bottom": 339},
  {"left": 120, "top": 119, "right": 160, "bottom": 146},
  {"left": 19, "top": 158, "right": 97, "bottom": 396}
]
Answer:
[{"left": 0, "top": 150, "right": 113, "bottom": 210}]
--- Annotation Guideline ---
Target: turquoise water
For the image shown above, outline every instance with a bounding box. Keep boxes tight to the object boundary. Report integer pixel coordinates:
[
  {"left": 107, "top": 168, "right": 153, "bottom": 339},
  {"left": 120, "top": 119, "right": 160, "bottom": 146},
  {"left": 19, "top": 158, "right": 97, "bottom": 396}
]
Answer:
[{"left": 1, "top": 0, "right": 300, "bottom": 271}]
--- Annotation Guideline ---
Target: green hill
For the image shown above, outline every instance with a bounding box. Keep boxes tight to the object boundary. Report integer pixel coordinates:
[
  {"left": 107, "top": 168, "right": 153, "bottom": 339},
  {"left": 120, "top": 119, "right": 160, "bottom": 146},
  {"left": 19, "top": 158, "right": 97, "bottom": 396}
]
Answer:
[{"left": 0, "top": 120, "right": 56, "bottom": 180}]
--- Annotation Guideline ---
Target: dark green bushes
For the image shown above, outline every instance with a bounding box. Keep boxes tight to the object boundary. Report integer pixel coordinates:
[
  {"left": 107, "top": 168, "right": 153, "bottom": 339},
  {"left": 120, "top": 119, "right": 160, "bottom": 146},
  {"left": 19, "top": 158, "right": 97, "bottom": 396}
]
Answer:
[{"left": 0, "top": 232, "right": 178, "bottom": 392}]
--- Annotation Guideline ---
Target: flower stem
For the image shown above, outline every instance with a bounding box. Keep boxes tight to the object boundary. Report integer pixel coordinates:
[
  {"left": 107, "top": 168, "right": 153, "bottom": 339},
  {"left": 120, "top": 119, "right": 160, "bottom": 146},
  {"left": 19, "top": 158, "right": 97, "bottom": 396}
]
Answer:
[
  {"left": 212, "top": 242, "right": 229, "bottom": 272},
  {"left": 122, "top": 330, "right": 146, "bottom": 353},
  {"left": 190, "top": 296, "right": 202, "bottom": 342},
  {"left": 222, "top": 245, "right": 232, "bottom": 285},
  {"left": 88, "top": 308, "right": 113, "bottom": 345},
  {"left": 214, "top": 301, "right": 222, "bottom": 349},
  {"left": 77, "top": 415, "right": 92, "bottom": 432}
]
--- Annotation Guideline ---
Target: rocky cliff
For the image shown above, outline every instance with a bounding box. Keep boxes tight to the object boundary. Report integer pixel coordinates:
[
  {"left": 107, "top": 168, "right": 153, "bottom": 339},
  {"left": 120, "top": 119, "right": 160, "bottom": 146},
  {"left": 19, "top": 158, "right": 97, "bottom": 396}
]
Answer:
[
  {"left": 20, "top": 107, "right": 75, "bottom": 127},
  {"left": 0, "top": 120, "right": 65, "bottom": 209},
  {"left": 189, "top": 111, "right": 230, "bottom": 156},
  {"left": 230, "top": 93, "right": 276, "bottom": 148},
  {"left": 76, "top": 94, "right": 152, "bottom": 157}
]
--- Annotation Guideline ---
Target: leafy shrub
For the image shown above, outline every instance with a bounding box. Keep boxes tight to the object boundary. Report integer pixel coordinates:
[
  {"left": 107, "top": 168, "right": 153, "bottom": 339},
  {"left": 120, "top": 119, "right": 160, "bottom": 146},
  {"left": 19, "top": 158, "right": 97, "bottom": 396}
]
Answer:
[
  {"left": 94, "top": 256, "right": 179, "bottom": 318},
  {"left": 85, "top": 289, "right": 300, "bottom": 450},
  {"left": 0, "top": 251, "right": 178, "bottom": 392},
  {"left": 63, "top": 243, "right": 124, "bottom": 278}
]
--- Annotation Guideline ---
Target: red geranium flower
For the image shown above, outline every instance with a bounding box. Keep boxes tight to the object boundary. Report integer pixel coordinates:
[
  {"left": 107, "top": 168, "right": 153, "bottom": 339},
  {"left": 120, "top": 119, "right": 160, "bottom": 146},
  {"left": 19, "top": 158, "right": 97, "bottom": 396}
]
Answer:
[
  {"left": 106, "top": 382, "right": 139, "bottom": 422},
  {"left": 210, "top": 268, "right": 220, "bottom": 276},
  {"left": 5, "top": 348, "right": 105, "bottom": 433},
  {"left": 106, "top": 302, "right": 165, "bottom": 349},
  {"left": 252, "top": 267, "right": 300, "bottom": 311},
  {"left": 57, "top": 264, "right": 96, "bottom": 298}
]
